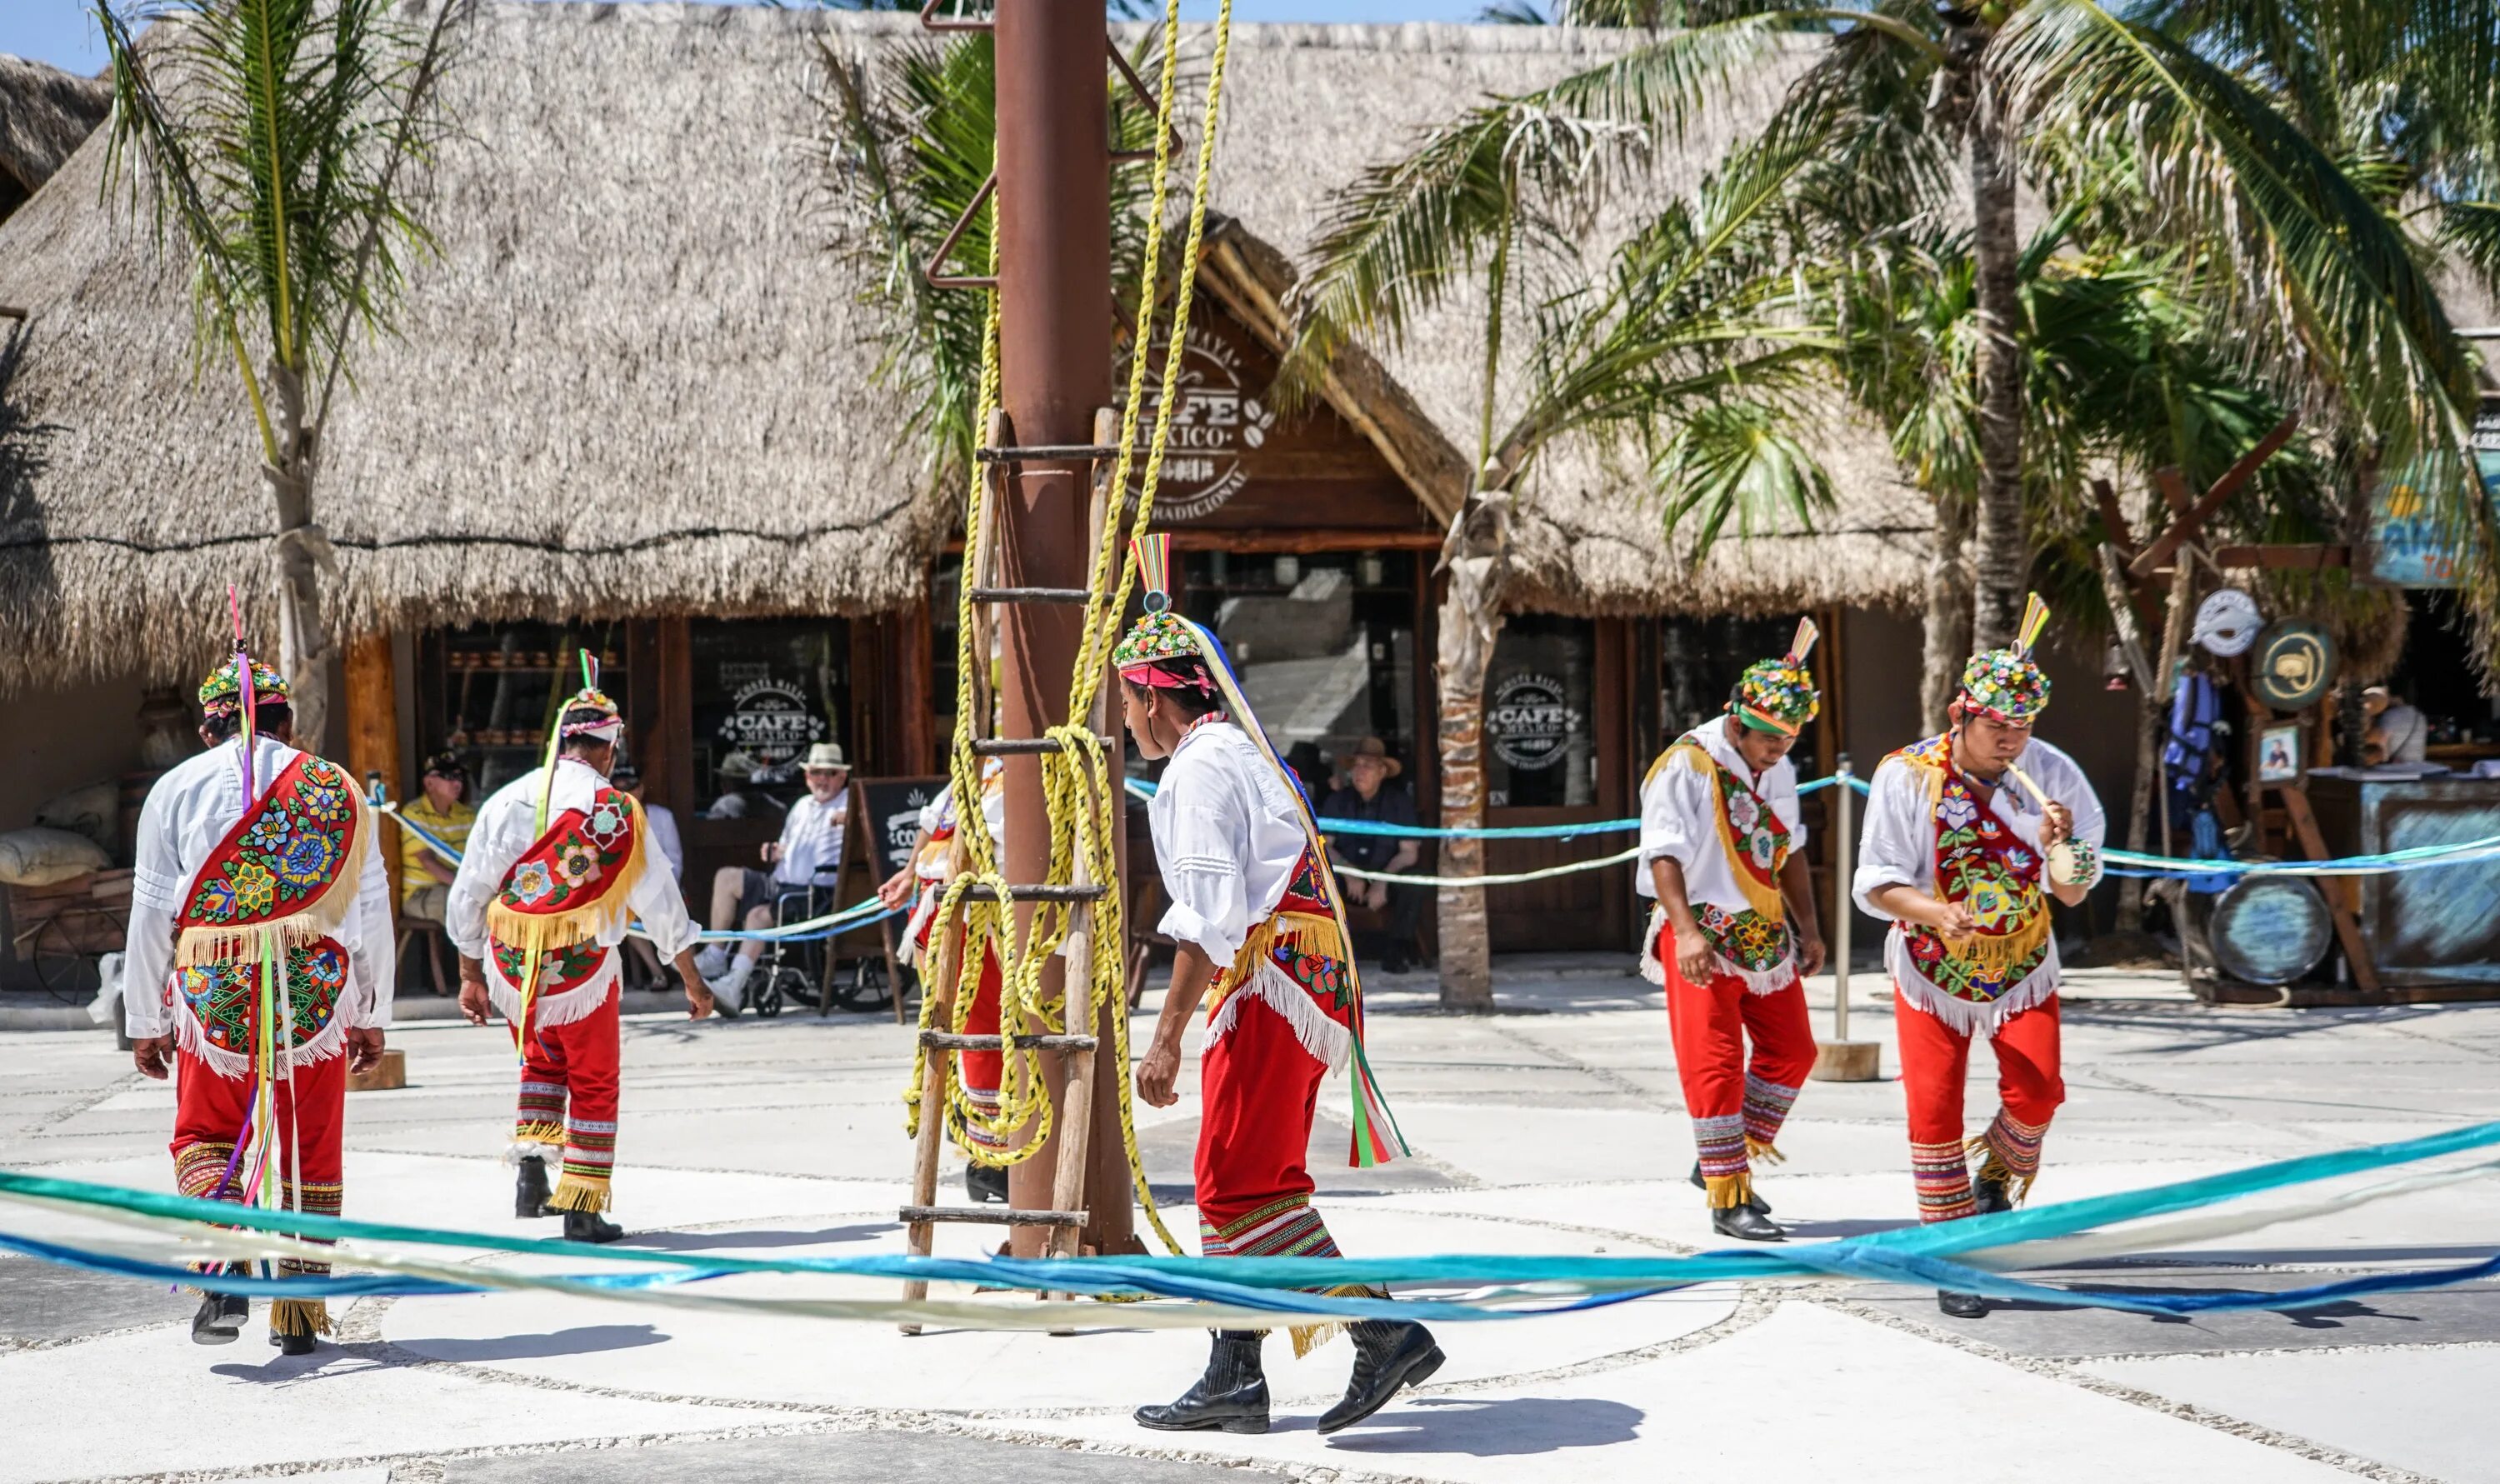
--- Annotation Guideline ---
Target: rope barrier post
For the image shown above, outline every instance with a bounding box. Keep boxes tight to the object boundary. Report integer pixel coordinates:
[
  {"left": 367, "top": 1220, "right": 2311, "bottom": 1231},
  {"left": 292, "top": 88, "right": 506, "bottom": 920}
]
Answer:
[{"left": 1812, "top": 754, "right": 1879, "bottom": 1082}]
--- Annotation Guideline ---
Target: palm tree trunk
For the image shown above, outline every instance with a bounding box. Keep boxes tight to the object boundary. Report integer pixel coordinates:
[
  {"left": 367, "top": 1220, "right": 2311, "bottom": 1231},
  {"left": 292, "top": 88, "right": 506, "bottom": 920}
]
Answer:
[
  {"left": 264, "top": 363, "right": 335, "bottom": 752},
  {"left": 1965, "top": 73, "right": 2027, "bottom": 652},
  {"left": 1919, "top": 490, "right": 1973, "bottom": 732},
  {"left": 1434, "top": 517, "right": 1504, "bottom": 1012}
]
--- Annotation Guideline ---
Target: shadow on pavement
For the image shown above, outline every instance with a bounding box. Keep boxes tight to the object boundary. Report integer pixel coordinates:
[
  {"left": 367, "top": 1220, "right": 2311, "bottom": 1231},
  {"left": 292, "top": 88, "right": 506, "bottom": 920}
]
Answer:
[
  {"left": 395, "top": 1322, "right": 673, "bottom": 1362},
  {"left": 1319, "top": 1395, "right": 1644, "bottom": 1456},
  {"left": 622, "top": 1222, "right": 897, "bottom": 1252}
]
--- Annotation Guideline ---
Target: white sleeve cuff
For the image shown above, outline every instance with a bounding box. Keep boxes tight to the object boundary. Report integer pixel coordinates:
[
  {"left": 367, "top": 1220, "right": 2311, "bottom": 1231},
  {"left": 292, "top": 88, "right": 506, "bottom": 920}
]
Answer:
[{"left": 1157, "top": 902, "right": 1242, "bottom": 969}]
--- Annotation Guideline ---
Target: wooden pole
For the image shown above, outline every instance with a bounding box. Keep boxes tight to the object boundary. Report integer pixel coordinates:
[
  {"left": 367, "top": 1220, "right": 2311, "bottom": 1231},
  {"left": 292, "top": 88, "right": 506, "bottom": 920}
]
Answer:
[{"left": 343, "top": 632, "right": 403, "bottom": 913}]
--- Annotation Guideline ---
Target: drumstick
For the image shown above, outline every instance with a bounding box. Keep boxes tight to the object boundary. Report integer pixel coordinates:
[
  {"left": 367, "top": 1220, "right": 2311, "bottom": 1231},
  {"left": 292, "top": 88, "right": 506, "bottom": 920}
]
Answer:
[{"left": 2002, "top": 758, "right": 2053, "bottom": 815}]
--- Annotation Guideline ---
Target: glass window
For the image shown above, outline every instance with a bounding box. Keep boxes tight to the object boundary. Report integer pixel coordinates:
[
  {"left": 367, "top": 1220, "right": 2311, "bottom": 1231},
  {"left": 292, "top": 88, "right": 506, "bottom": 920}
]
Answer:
[
  {"left": 422, "top": 622, "right": 630, "bottom": 798},
  {"left": 1162, "top": 550, "right": 1418, "bottom": 798},
  {"left": 1485, "top": 615, "right": 1598, "bottom": 808},
  {"left": 690, "top": 618, "right": 852, "bottom": 816},
  {"left": 1658, "top": 614, "right": 1822, "bottom": 780}
]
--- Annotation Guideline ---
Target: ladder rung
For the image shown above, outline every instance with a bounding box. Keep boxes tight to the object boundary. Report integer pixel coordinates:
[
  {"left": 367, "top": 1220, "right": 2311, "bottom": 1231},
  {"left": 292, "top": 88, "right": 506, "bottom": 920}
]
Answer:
[
  {"left": 900, "top": 1205, "right": 1087, "bottom": 1227},
  {"left": 971, "top": 735, "right": 1116, "bottom": 756},
  {"left": 919, "top": 1031, "right": 1098, "bottom": 1052},
  {"left": 975, "top": 442, "right": 1127, "bottom": 463},
  {"left": 968, "top": 586, "right": 1095, "bottom": 605},
  {"left": 958, "top": 883, "right": 1108, "bottom": 902}
]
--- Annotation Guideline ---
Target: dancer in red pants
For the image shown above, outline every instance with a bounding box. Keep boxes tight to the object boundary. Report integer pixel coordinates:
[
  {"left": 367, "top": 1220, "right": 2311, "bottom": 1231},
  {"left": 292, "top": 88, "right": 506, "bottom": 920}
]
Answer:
[
  {"left": 1638, "top": 621, "right": 1826, "bottom": 1240},
  {"left": 123, "top": 657, "right": 394, "bottom": 1355},
  {"left": 1120, "top": 535, "right": 1438, "bottom": 1440},
  {"left": 1854, "top": 595, "right": 2105, "bottom": 1318},
  {"left": 451, "top": 665, "right": 709, "bottom": 1242}
]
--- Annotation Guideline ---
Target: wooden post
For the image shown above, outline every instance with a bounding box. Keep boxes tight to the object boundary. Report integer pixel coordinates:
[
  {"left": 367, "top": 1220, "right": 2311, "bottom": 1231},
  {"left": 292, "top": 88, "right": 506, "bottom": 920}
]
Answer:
[
  {"left": 343, "top": 632, "right": 404, "bottom": 913},
  {"left": 898, "top": 914, "right": 965, "bottom": 1337}
]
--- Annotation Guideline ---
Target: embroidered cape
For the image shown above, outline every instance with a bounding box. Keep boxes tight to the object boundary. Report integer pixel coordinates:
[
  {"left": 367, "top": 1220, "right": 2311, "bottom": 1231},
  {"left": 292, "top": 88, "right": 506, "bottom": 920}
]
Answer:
[
  {"left": 488, "top": 785, "right": 646, "bottom": 1029},
  {"left": 1641, "top": 741, "right": 1798, "bottom": 994},
  {"left": 168, "top": 753, "right": 368, "bottom": 1079},
  {"left": 1888, "top": 734, "right": 2052, "bottom": 1014}
]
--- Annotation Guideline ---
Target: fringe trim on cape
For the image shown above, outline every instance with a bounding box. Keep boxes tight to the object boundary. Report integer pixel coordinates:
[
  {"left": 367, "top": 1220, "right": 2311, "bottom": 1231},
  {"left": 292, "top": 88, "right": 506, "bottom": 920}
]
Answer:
[
  {"left": 483, "top": 822, "right": 648, "bottom": 957},
  {"left": 486, "top": 967, "right": 618, "bottom": 1032},
  {"left": 1890, "top": 933, "right": 2061, "bottom": 1037},
  {"left": 1638, "top": 907, "right": 1798, "bottom": 997},
  {"left": 168, "top": 992, "right": 348, "bottom": 1082},
  {"left": 1288, "top": 1282, "right": 1382, "bottom": 1358},
  {"left": 172, "top": 787, "right": 372, "bottom": 971},
  {"left": 1204, "top": 959, "right": 1352, "bottom": 1072}
]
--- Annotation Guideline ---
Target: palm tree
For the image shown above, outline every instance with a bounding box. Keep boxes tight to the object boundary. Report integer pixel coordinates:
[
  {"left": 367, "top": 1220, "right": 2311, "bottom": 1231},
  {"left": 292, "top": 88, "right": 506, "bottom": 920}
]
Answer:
[
  {"left": 91, "top": 0, "right": 465, "bottom": 751},
  {"left": 1290, "top": 99, "right": 1844, "bottom": 1007}
]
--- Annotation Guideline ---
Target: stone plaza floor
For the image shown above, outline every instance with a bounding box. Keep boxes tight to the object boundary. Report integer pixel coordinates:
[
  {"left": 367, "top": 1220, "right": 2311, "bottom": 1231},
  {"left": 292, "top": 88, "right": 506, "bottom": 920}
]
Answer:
[{"left": 5, "top": 957, "right": 2499, "bottom": 1483}]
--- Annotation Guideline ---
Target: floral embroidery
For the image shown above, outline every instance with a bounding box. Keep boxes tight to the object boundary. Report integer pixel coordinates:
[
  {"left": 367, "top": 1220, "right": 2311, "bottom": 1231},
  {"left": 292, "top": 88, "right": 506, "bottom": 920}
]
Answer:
[
  {"left": 508, "top": 860, "right": 556, "bottom": 905},
  {"left": 228, "top": 860, "right": 277, "bottom": 917},
  {"left": 492, "top": 937, "right": 606, "bottom": 997},
  {"left": 1895, "top": 735, "right": 2050, "bottom": 1003},
  {"left": 1692, "top": 903, "right": 1792, "bottom": 974},
  {"left": 178, "top": 754, "right": 360, "bottom": 928},
  {"left": 178, "top": 941, "right": 347, "bottom": 1055},
  {"left": 498, "top": 789, "right": 638, "bottom": 918}
]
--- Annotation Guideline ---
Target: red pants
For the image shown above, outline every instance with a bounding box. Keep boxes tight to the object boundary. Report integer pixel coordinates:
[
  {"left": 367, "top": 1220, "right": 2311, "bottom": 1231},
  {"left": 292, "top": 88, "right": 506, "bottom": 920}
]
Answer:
[
  {"left": 171, "top": 1051, "right": 343, "bottom": 1333},
  {"left": 1195, "top": 993, "right": 1342, "bottom": 1262},
  {"left": 956, "top": 946, "right": 1007, "bottom": 1156},
  {"left": 1896, "top": 987, "right": 2063, "bottom": 1222},
  {"left": 1661, "top": 926, "right": 1816, "bottom": 1207},
  {"left": 512, "top": 986, "right": 621, "bottom": 1212}
]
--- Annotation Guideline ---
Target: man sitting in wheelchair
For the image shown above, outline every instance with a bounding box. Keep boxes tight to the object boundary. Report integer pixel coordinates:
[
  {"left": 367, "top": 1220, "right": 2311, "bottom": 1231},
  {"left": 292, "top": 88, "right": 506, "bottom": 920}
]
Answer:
[{"left": 698, "top": 742, "right": 850, "bottom": 1014}]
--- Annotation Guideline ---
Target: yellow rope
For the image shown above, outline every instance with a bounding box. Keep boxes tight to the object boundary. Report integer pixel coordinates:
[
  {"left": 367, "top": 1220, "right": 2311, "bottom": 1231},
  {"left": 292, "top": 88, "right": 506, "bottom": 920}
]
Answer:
[{"left": 902, "top": 0, "right": 1233, "bottom": 1262}]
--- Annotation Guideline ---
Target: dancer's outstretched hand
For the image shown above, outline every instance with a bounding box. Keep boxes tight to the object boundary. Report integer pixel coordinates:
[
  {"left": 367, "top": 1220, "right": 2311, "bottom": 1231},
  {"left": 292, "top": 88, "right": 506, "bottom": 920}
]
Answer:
[
  {"left": 1136, "top": 1042, "right": 1182, "bottom": 1108},
  {"left": 131, "top": 1036, "right": 171, "bottom": 1080},
  {"left": 457, "top": 972, "right": 491, "bottom": 1027}
]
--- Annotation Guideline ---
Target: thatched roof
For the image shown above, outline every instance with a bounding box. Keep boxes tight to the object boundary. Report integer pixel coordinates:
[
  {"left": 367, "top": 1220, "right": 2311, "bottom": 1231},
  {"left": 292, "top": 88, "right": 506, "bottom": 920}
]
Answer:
[
  {"left": 0, "top": 8, "right": 1930, "bottom": 698},
  {"left": 0, "top": 56, "right": 108, "bottom": 224}
]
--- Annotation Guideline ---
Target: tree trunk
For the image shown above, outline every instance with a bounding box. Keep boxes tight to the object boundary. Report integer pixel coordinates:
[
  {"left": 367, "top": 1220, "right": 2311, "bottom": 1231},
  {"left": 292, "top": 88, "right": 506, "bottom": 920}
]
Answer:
[
  {"left": 264, "top": 363, "right": 335, "bottom": 752},
  {"left": 1964, "top": 73, "right": 2028, "bottom": 652},
  {"left": 1433, "top": 496, "right": 1508, "bottom": 1012},
  {"left": 1919, "top": 490, "right": 1974, "bottom": 732}
]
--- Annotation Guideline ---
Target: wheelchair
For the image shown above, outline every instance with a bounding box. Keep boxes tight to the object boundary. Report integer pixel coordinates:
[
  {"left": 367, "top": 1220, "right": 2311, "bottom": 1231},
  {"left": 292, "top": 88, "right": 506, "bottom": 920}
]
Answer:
[{"left": 748, "top": 878, "right": 897, "bottom": 1017}]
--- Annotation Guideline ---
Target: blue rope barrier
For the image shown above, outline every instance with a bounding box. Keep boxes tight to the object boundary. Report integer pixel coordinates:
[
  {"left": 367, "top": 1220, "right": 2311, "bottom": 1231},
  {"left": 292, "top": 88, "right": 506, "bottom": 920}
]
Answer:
[{"left": 9, "top": 1118, "right": 2500, "bottom": 1319}]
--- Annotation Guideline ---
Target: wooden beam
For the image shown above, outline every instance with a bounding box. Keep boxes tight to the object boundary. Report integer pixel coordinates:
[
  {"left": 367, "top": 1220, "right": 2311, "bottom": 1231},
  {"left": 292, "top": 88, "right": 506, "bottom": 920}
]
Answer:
[
  {"left": 2129, "top": 414, "right": 2301, "bottom": 577},
  {"left": 343, "top": 632, "right": 405, "bottom": 913},
  {"left": 1164, "top": 527, "right": 1442, "bottom": 553}
]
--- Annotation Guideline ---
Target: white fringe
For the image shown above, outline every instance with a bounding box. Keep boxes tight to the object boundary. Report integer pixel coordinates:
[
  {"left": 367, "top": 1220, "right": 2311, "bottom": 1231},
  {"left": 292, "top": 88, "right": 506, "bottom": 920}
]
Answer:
[
  {"left": 168, "top": 992, "right": 346, "bottom": 1082},
  {"left": 1637, "top": 906, "right": 1798, "bottom": 997},
  {"left": 1887, "top": 928, "right": 2061, "bottom": 1037},
  {"left": 1204, "top": 961, "right": 1352, "bottom": 1072},
  {"left": 502, "top": 1138, "right": 562, "bottom": 1166},
  {"left": 486, "top": 958, "right": 620, "bottom": 1031}
]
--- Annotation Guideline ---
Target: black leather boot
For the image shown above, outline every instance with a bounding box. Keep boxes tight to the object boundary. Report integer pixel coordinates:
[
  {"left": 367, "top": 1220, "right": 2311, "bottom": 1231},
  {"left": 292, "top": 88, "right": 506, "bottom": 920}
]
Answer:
[
  {"left": 563, "top": 1208, "right": 624, "bottom": 1244},
  {"left": 1937, "top": 1289, "right": 1988, "bottom": 1318},
  {"left": 1136, "top": 1331, "right": 1270, "bottom": 1433},
  {"left": 1973, "top": 1172, "right": 2013, "bottom": 1215},
  {"left": 269, "top": 1327, "right": 318, "bottom": 1356},
  {"left": 1318, "top": 1320, "right": 1444, "bottom": 1435},
  {"left": 515, "top": 1155, "right": 552, "bottom": 1218},
  {"left": 1710, "top": 1203, "right": 1787, "bottom": 1242},
  {"left": 191, "top": 1284, "right": 248, "bottom": 1346},
  {"left": 1689, "top": 1161, "right": 1772, "bottom": 1215},
  {"left": 965, "top": 1162, "right": 1008, "bottom": 1205}
]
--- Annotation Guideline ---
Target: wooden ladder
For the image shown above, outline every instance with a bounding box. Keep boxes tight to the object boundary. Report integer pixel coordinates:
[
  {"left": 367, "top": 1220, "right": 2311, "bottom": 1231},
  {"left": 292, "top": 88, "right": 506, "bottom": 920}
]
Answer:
[{"left": 898, "top": 411, "right": 1128, "bottom": 1335}]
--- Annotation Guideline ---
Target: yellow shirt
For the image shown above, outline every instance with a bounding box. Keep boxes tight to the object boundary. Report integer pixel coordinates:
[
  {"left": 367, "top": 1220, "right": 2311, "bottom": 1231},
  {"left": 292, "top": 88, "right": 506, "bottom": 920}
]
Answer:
[{"left": 398, "top": 795, "right": 476, "bottom": 902}]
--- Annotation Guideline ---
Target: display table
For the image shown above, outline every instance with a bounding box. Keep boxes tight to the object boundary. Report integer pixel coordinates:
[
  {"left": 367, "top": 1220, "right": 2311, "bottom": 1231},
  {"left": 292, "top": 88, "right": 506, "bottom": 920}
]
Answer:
[{"left": 2307, "top": 772, "right": 2500, "bottom": 995}]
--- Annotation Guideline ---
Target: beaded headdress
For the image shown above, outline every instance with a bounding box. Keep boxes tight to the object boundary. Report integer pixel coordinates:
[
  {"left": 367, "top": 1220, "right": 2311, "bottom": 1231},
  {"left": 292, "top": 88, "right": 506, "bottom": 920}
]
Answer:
[
  {"left": 1956, "top": 593, "right": 2054, "bottom": 725},
  {"left": 556, "top": 652, "right": 624, "bottom": 744},
  {"left": 1114, "top": 534, "right": 1215, "bottom": 694},
  {"left": 1730, "top": 617, "right": 1821, "bottom": 736},
  {"left": 198, "top": 658, "right": 289, "bottom": 724}
]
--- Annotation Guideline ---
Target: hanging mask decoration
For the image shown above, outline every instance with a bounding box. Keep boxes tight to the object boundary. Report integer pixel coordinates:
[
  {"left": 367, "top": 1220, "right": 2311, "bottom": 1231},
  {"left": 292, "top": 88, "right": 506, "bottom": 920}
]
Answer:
[{"left": 2192, "top": 588, "right": 2262, "bottom": 657}]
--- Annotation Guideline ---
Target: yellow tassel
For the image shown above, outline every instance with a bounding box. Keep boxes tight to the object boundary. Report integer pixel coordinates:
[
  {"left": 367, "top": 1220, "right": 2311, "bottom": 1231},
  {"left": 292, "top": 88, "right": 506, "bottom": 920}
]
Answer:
[
  {"left": 548, "top": 1177, "right": 612, "bottom": 1213},
  {"left": 1745, "top": 1137, "right": 1786, "bottom": 1165},
  {"left": 1932, "top": 907, "right": 2051, "bottom": 972},
  {"left": 1971, "top": 1147, "right": 2035, "bottom": 1206},
  {"left": 1290, "top": 1321, "right": 1343, "bottom": 1359},
  {"left": 270, "top": 1298, "right": 332, "bottom": 1338},
  {"left": 1702, "top": 1172, "right": 1753, "bottom": 1210}
]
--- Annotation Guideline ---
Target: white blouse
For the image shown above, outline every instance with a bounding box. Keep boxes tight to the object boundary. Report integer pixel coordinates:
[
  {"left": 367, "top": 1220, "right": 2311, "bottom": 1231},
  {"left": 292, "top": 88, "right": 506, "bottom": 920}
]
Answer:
[
  {"left": 1850, "top": 736, "right": 2107, "bottom": 1031},
  {"left": 123, "top": 737, "right": 395, "bottom": 1039},
  {"left": 1149, "top": 721, "right": 1312, "bottom": 968},
  {"left": 1636, "top": 722, "right": 1808, "bottom": 908},
  {"left": 448, "top": 758, "right": 701, "bottom": 1017}
]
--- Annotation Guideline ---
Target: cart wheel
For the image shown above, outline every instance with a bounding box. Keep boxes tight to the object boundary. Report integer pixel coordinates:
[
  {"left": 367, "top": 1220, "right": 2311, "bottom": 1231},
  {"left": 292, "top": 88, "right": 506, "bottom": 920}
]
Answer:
[
  {"left": 30, "top": 907, "right": 120, "bottom": 1006},
  {"left": 839, "top": 956, "right": 893, "bottom": 1014},
  {"left": 753, "top": 970, "right": 789, "bottom": 1019}
]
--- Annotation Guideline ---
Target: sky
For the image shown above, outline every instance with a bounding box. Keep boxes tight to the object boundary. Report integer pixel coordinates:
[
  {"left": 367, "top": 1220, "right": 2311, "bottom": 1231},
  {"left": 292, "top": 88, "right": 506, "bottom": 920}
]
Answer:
[{"left": 5, "top": 0, "right": 1500, "bottom": 77}]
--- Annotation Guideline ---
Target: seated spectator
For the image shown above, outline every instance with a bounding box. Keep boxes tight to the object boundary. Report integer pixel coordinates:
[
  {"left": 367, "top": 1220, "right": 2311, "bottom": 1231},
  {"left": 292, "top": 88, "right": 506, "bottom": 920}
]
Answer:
[
  {"left": 698, "top": 742, "right": 851, "bottom": 1012},
  {"left": 397, "top": 752, "right": 474, "bottom": 995},
  {"left": 704, "top": 751, "right": 766, "bottom": 819},
  {"left": 613, "top": 763, "right": 682, "bottom": 991},
  {"left": 2363, "top": 685, "right": 2428, "bottom": 766},
  {"left": 1320, "top": 737, "right": 1424, "bottom": 974}
]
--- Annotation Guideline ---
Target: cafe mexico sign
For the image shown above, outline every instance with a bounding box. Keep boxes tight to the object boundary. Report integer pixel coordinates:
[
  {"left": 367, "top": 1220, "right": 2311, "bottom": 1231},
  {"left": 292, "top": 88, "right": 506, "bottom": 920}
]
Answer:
[
  {"left": 1488, "top": 672, "right": 1582, "bottom": 772},
  {"left": 718, "top": 677, "right": 827, "bottom": 773},
  {"left": 1144, "top": 323, "right": 1281, "bottom": 521}
]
